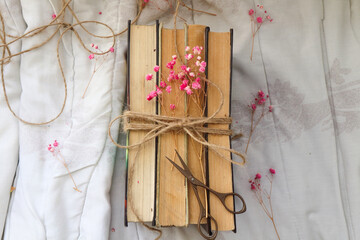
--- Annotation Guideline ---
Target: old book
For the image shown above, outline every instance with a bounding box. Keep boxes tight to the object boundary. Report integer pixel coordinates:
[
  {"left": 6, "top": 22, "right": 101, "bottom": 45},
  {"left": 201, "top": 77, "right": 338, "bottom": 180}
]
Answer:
[
  {"left": 156, "top": 27, "right": 188, "bottom": 227},
  {"left": 186, "top": 25, "right": 208, "bottom": 225},
  {"left": 126, "top": 22, "right": 159, "bottom": 223},
  {"left": 207, "top": 29, "right": 236, "bottom": 231}
]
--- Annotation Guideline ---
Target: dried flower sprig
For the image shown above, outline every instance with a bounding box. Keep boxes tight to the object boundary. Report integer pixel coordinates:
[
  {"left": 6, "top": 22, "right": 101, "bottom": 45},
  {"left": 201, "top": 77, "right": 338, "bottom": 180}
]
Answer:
[
  {"left": 244, "top": 90, "right": 273, "bottom": 153},
  {"left": 248, "top": 4, "right": 273, "bottom": 61},
  {"left": 47, "top": 140, "right": 81, "bottom": 192},
  {"left": 250, "top": 168, "right": 280, "bottom": 239},
  {"left": 82, "top": 43, "right": 115, "bottom": 98},
  {"left": 145, "top": 45, "right": 206, "bottom": 113}
]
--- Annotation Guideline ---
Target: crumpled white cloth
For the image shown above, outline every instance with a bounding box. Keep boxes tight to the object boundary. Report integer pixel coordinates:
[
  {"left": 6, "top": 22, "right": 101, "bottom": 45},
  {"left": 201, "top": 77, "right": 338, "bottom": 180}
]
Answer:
[{"left": 1, "top": 0, "right": 136, "bottom": 239}]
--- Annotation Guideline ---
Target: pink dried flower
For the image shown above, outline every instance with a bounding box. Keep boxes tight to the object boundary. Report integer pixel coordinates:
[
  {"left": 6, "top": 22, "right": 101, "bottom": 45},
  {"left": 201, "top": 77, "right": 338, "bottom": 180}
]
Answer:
[
  {"left": 160, "top": 81, "right": 166, "bottom": 88},
  {"left": 189, "top": 72, "right": 195, "bottom": 77},
  {"left": 251, "top": 103, "right": 257, "bottom": 110},
  {"left": 259, "top": 5, "right": 263, "bottom": 9},
  {"left": 248, "top": 9, "right": 254, "bottom": 15},
  {"left": 146, "top": 90, "right": 157, "bottom": 101},
  {"left": 269, "top": 105, "right": 273, "bottom": 112},
  {"left": 53, "top": 140, "right": 58, "bottom": 147},
  {"left": 94, "top": 45, "right": 98, "bottom": 49},
  {"left": 197, "top": 56, "right": 201, "bottom": 60},
  {"left": 269, "top": 168, "right": 276, "bottom": 174},
  {"left": 195, "top": 77, "right": 201, "bottom": 83},
  {"left": 185, "top": 54, "right": 193, "bottom": 60},
  {"left": 146, "top": 74, "right": 153, "bottom": 81},
  {"left": 255, "top": 173, "right": 262, "bottom": 179},
  {"left": 109, "top": 47, "right": 114, "bottom": 53},
  {"left": 91, "top": 43, "right": 94, "bottom": 47},
  {"left": 166, "top": 85, "right": 172, "bottom": 93},
  {"left": 185, "top": 86, "right": 193, "bottom": 95},
  {"left": 170, "top": 104, "right": 176, "bottom": 110},
  {"left": 48, "top": 144, "right": 52, "bottom": 151},
  {"left": 88, "top": 54, "right": 95, "bottom": 60},
  {"left": 251, "top": 183, "right": 256, "bottom": 190},
  {"left": 192, "top": 81, "right": 201, "bottom": 90},
  {"left": 172, "top": 55, "right": 177, "bottom": 60},
  {"left": 193, "top": 46, "right": 201, "bottom": 55},
  {"left": 257, "top": 17, "right": 263, "bottom": 23},
  {"left": 152, "top": 65, "right": 159, "bottom": 73},
  {"left": 200, "top": 61, "right": 207, "bottom": 68},
  {"left": 257, "top": 98, "right": 266, "bottom": 105},
  {"left": 99, "top": 11, "right": 102, "bottom": 15},
  {"left": 52, "top": 14, "right": 57, "bottom": 19},
  {"left": 258, "top": 90, "right": 265, "bottom": 98},
  {"left": 199, "top": 66, "right": 205, "bottom": 73},
  {"left": 185, "top": 46, "right": 190, "bottom": 52}
]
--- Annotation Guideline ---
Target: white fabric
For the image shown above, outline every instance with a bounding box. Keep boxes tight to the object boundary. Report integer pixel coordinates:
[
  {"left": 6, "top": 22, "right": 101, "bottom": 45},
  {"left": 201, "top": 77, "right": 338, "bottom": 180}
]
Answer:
[
  {"left": 1, "top": 0, "right": 360, "bottom": 240},
  {"left": 0, "top": 0, "right": 25, "bottom": 237},
  {"left": 1, "top": 0, "right": 136, "bottom": 239}
]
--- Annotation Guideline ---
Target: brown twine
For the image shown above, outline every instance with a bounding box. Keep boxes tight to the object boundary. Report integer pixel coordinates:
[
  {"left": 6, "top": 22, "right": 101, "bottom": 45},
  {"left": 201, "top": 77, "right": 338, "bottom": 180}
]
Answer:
[
  {"left": 0, "top": 0, "right": 145, "bottom": 125},
  {"left": 108, "top": 79, "right": 246, "bottom": 167}
]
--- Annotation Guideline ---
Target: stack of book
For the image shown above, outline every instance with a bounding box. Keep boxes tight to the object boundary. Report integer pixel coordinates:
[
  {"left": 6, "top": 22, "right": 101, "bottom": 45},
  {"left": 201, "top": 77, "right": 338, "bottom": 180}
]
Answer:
[{"left": 125, "top": 20, "right": 237, "bottom": 233}]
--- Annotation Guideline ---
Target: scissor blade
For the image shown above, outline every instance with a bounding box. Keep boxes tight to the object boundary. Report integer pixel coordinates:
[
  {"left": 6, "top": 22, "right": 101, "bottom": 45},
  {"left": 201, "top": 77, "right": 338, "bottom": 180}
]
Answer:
[
  {"left": 174, "top": 150, "right": 191, "bottom": 173},
  {"left": 165, "top": 156, "right": 193, "bottom": 180}
]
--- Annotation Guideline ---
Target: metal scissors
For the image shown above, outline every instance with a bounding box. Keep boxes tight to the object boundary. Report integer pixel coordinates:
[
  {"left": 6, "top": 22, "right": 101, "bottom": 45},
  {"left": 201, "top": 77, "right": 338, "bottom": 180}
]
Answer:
[{"left": 166, "top": 150, "right": 246, "bottom": 240}]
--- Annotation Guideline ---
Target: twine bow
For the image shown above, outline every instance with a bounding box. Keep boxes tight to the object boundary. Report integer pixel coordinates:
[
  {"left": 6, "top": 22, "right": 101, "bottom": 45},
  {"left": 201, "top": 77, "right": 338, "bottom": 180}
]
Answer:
[{"left": 108, "top": 80, "right": 246, "bottom": 166}]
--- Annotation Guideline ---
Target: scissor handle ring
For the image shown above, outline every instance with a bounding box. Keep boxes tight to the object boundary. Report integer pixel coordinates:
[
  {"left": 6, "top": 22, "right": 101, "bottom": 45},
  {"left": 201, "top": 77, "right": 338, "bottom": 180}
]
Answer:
[
  {"left": 220, "top": 192, "right": 247, "bottom": 214},
  {"left": 198, "top": 214, "right": 218, "bottom": 240}
]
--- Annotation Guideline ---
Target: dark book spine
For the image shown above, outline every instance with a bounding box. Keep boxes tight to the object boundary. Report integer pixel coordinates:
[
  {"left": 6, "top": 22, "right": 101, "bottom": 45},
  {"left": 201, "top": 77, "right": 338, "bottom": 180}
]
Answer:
[{"left": 124, "top": 19, "right": 132, "bottom": 227}]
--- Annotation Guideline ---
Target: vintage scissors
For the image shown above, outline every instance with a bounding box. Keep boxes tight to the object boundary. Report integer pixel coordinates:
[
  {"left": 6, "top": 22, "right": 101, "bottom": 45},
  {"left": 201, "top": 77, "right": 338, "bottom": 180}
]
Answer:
[{"left": 166, "top": 150, "right": 246, "bottom": 240}]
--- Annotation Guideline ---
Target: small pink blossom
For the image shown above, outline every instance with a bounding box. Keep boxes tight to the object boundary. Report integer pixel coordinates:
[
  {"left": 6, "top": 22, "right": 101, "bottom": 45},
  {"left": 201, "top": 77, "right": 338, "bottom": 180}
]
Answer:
[
  {"left": 160, "top": 81, "right": 166, "bottom": 88},
  {"left": 257, "top": 98, "right": 266, "bottom": 105},
  {"left": 269, "top": 105, "right": 273, "bottom": 112},
  {"left": 196, "top": 61, "right": 200, "bottom": 66},
  {"left": 109, "top": 47, "right": 114, "bottom": 53},
  {"left": 181, "top": 65, "right": 187, "bottom": 71},
  {"left": 259, "top": 5, "right": 263, "bottom": 9},
  {"left": 258, "top": 90, "right": 265, "bottom": 98},
  {"left": 185, "top": 86, "right": 193, "bottom": 95},
  {"left": 267, "top": 15, "right": 271, "bottom": 20},
  {"left": 166, "top": 85, "right": 172, "bottom": 93},
  {"left": 94, "top": 45, "right": 98, "bottom": 49},
  {"left": 200, "top": 61, "right": 207, "bottom": 68},
  {"left": 89, "top": 54, "right": 95, "bottom": 60},
  {"left": 145, "top": 74, "right": 153, "bottom": 81},
  {"left": 53, "top": 140, "right": 59, "bottom": 147},
  {"left": 189, "top": 72, "right": 195, "bottom": 77},
  {"left": 48, "top": 144, "right": 52, "bottom": 151},
  {"left": 186, "top": 67, "right": 191, "bottom": 72},
  {"left": 153, "top": 65, "right": 160, "bottom": 72},
  {"left": 185, "top": 46, "right": 190, "bottom": 52},
  {"left": 99, "top": 11, "right": 102, "bottom": 15},
  {"left": 91, "top": 43, "right": 94, "bottom": 47},
  {"left": 251, "top": 103, "right": 257, "bottom": 110},
  {"left": 269, "top": 168, "right": 276, "bottom": 174},
  {"left": 197, "top": 56, "right": 201, "bottom": 60},
  {"left": 146, "top": 90, "right": 157, "bottom": 101},
  {"left": 195, "top": 77, "right": 201, "bottom": 83},
  {"left": 199, "top": 66, "right": 205, "bottom": 73},
  {"left": 170, "top": 104, "right": 176, "bottom": 110},
  {"left": 192, "top": 81, "right": 201, "bottom": 90},
  {"left": 52, "top": 14, "right": 57, "bottom": 19},
  {"left": 185, "top": 54, "right": 193, "bottom": 60},
  {"left": 257, "top": 17, "right": 263, "bottom": 23},
  {"left": 255, "top": 173, "right": 262, "bottom": 179},
  {"left": 248, "top": 9, "right": 254, "bottom": 15},
  {"left": 193, "top": 46, "right": 201, "bottom": 55},
  {"left": 172, "top": 55, "right": 177, "bottom": 60},
  {"left": 251, "top": 183, "right": 256, "bottom": 190}
]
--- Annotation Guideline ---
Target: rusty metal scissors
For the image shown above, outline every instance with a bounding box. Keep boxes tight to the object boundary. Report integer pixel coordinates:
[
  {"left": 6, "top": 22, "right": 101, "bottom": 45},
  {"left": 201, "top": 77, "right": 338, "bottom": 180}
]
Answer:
[{"left": 166, "top": 150, "right": 246, "bottom": 240}]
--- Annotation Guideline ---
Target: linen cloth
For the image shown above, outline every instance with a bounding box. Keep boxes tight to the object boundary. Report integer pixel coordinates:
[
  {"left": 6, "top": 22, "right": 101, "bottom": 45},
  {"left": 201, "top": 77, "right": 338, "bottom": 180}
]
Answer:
[{"left": 0, "top": 0, "right": 359, "bottom": 240}]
